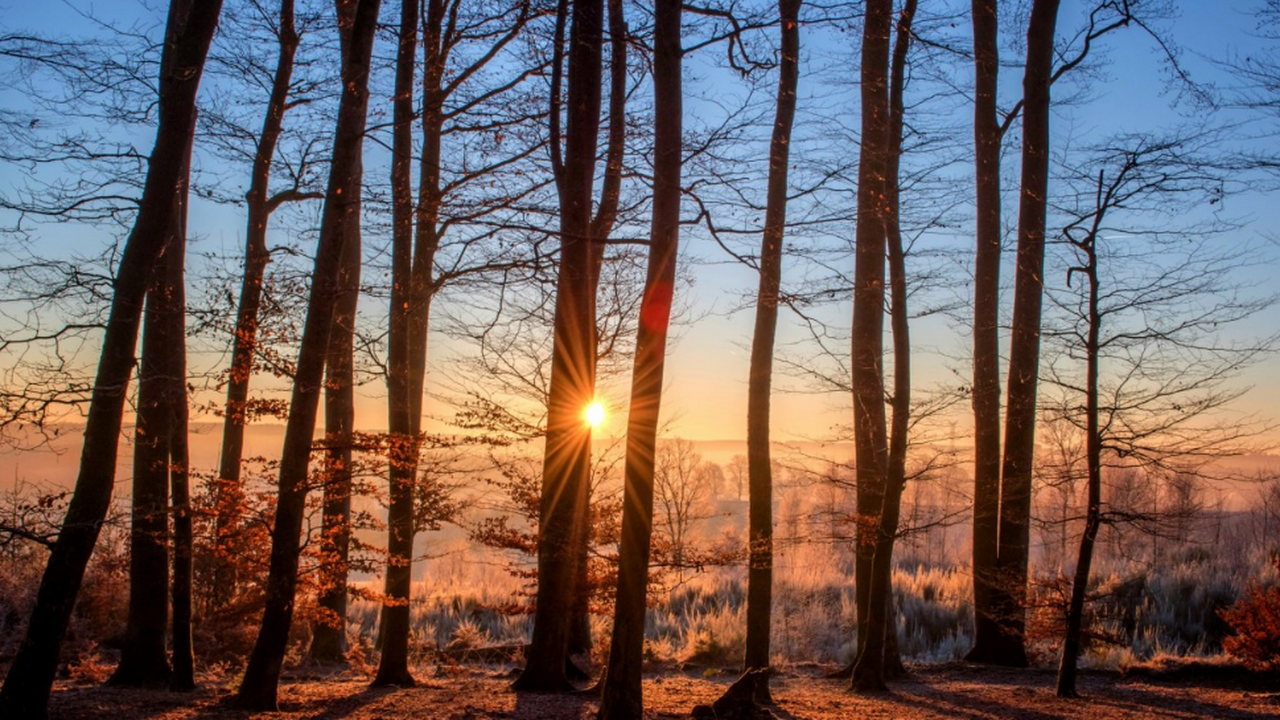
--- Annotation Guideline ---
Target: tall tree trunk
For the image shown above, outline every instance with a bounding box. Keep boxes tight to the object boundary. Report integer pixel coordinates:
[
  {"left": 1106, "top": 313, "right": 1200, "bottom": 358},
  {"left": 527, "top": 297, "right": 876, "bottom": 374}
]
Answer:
[
  {"left": 167, "top": 129, "right": 196, "bottom": 690},
  {"left": 0, "top": 3, "right": 222, "bottom": 716},
  {"left": 850, "top": 0, "right": 891, "bottom": 687},
  {"left": 966, "top": 0, "right": 1006, "bottom": 665},
  {"left": 373, "top": 0, "right": 423, "bottom": 687},
  {"left": 568, "top": 0, "right": 629, "bottom": 664},
  {"left": 234, "top": 0, "right": 380, "bottom": 710},
  {"left": 309, "top": 188, "right": 362, "bottom": 664},
  {"left": 995, "top": 0, "right": 1060, "bottom": 668},
  {"left": 514, "top": 0, "right": 603, "bottom": 693},
  {"left": 742, "top": 0, "right": 802, "bottom": 704},
  {"left": 1056, "top": 193, "right": 1102, "bottom": 699},
  {"left": 597, "top": 0, "right": 682, "bottom": 715},
  {"left": 852, "top": 0, "right": 915, "bottom": 693},
  {"left": 213, "top": 0, "right": 301, "bottom": 608}
]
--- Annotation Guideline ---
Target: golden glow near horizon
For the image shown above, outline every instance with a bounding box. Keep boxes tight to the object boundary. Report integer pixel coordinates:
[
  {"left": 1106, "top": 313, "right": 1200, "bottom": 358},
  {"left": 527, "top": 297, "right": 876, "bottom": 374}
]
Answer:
[{"left": 585, "top": 400, "right": 607, "bottom": 429}]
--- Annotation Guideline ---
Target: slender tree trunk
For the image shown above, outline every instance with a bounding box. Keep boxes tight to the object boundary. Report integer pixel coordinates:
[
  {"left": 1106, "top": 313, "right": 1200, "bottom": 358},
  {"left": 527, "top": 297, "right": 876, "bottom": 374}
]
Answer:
[
  {"left": 597, "top": 0, "right": 681, "bottom": 716},
  {"left": 167, "top": 130, "right": 196, "bottom": 690},
  {"left": 373, "top": 0, "right": 424, "bottom": 687},
  {"left": 111, "top": 222, "right": 188, "bottom": 690},
  {"left": 852, "top": 0, "right": 914, "bottom": 693},
  {"left": 1056, "top": 217, "right": 1102, "bottom": 698},
  {"left": 515, "top": 0, "right": 603, "bottom": 693},
  {"left": 213, "top": 0, "right": 301, "bottom": 607},
  {"left": 742, "top": 0, "right": 802, "bottom": 704},
  {"left": 0, "top": 3, "right": 222, "bottom": 716},
  {"left": 966, "top": 0, "right": 1006, "bottom": 665},
  {"left": 850, "top": 0, "right": 891, "bottom": 690},
  {"left": 568, "top": 0, "right": 629, "bottom": 664},
  {"left": 309, "top": 188, "right": 362, "bottom": 664},
  {"left": 234, "top": 0, "right": 380, "bottom": 710},
  {"left": 995, "top": 0, "right": 1060, "bottom": 668}
]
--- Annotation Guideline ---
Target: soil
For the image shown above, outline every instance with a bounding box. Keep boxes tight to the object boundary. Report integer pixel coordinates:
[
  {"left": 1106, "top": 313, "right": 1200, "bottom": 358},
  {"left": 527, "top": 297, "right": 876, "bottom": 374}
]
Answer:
[{"left": 44, "top": 662, "right": 1280, "bottom": 720}]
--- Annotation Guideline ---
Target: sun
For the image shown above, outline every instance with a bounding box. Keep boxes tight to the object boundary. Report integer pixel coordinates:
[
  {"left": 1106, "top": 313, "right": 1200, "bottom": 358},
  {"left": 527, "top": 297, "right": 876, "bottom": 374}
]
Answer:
[{"left": 584, "top": 400, "right": 607, "bottom": 428}]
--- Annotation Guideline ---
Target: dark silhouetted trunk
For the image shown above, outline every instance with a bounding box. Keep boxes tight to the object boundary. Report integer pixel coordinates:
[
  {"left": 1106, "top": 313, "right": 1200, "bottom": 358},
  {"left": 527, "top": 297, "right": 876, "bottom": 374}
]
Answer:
[
  {"left": 234, "top": 0, "right": 380, "bottom": 710},
  {"left": 1056, "top": 182, "right": 1102, "bottom": 699},
  {"left": 741, "top": 0, "right": 801, "bottom": 705},
  {"left": 853, "top": 0, "right": 914, "bottom": 693},
  {"left": 568, "top": 0, "right": 628, "bottom": 662},
  {"left": 309, "top": 174, "right": 362, "bottom": 665},
  {"left": 995, "top": 0, "right": 1060, "bottom": 669},
  {"left": 373, "top": 0, "right": 423, "bottom": 687},
  {"left": 515, "top": 0, "right": 603, "bottom": 693},
  {"left": 167, "top": 131, "right": 195, "bottom": 691},
  {"left": 213, "top": 0, "right": 301, "bottom": 607},
  {"left": 597, "top": 0, "right": 681, "bottom": 715},
  {"left": 849, "top": 0, "right": 891, "bottom": 692},
  {"left": 0, "top": 2, "right": 222, "bottom": 716},
  {"left": 966, "top": 0, "right": 1006, "bottom": 665}
]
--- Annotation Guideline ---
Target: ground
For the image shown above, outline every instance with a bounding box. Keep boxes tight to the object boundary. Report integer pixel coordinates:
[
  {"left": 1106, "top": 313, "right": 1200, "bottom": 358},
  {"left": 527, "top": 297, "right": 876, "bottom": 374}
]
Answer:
[{"left": 45, "top": 663, "right": 1280, "bottom": 720}]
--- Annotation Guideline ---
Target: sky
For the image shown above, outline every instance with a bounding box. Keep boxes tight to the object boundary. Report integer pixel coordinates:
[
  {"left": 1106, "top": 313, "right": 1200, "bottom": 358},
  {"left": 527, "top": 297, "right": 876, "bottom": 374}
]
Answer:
[{"left": 0, "top": 0, "right": 1277, "bottom": 455}]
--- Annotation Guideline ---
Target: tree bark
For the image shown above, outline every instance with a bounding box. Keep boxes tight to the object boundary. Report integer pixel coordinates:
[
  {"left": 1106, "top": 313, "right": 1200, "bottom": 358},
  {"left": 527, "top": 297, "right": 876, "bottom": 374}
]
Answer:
[
  {"left": 234, "top": 0, "right": 380, "bottom": 710},
  {"left": 995, "top": 0, "right": 1061, "bottom": 669},
  {"left": 597, "top": 0, "right": 682, "bottom": 715},
  {"left": 568, "top": 0, "right": 629, "bottom": 663},
  {"left": 742, "top": 0, "right": 802, "bottom": 704},
  {"left": 0, "top": 2, "right": 222, "bottom": 716},
  {"left": 849, "top": 0, "right": 891, "bottom": 691},
  {"left": 515, "top": 0, "right": 603, "bottom": 693},
  {"left": 213, "top": 0, "right": 301, "bottom": 609},
  {"left": 966, "top": 0, "right": 1006, "bottom": 665},
  {"left": 852, "top": 0, "right": 914, "bottom": 693},
  {"left": 1056, "top": 188, "right": 1102, "bottom": 699},
  {"left": 373, "top": 0, "right": 423, "bottom": 687},
  {"left": 309, "top": 171, "right": 362, "bottom": 664}
]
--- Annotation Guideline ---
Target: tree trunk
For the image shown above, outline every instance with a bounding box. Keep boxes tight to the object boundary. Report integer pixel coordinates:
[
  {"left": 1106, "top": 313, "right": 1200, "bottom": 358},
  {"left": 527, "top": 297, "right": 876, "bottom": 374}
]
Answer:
[
  {"left": 0, "top": 2, "right": 222, "bottom": 716},
  {"left": 852, "top": 0, "right": 913, "bottom": 693},
  {"left": 373, "top": 0, "right": 423, "bottom": 687},
  {"left": 742, "top": 0, "right": 802, "bottom": 704},
  {"left": 849, "top": 0, "right": 892, "bottom": 692},
  {"left": 1056, "top": 212, "right": 1102, "bottom": 699},
  {"left": 515, "top": 0, "right": 603, "bottom": 693},
  {"left": 167, "top": 129, "right": 196, "bottom": 691},
  {"left": 234, "top": 0, "right": 380, "bottom": 710},
  {"left": 309, "top": 182, "right": 362, "bottom": 664},
  {"left": 597, "top": 0, "right": 682, "bottom": 715},
  {"left": 995, "top": 0, "right": 1060, "bottom": 669},
  {"left": 213, "top": 0, "right": 300, "bottom": 610},
  {"left": 966, "top": 0, "right": 1006, "bottom": 665},
  {"left": 568, "top": 0, "right": 629, "bottom": 663}
]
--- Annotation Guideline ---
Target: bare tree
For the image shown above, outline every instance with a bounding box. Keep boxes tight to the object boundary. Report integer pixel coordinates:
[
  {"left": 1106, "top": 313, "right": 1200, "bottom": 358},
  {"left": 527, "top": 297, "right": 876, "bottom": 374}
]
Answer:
[
  {"left": 234, "top": 0, "right": 380, "bottom": 710},
  {"left": 598, "top": 0, "right": 682, "bottom": 711},
  {"left": 0, "top": 1, "right": 223, "bottom": 716}
]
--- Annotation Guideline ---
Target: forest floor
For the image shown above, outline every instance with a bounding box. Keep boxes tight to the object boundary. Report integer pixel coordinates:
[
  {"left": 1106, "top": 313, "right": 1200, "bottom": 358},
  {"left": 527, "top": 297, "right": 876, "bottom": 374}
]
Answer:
[{"left": 44, "top": 661, "right": 1280, "bottom": 720}]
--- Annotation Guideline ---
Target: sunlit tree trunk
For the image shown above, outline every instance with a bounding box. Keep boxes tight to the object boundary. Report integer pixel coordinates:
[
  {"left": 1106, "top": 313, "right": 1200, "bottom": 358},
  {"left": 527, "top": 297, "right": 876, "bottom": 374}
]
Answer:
[
  {"left": 515, "top": 0, "right": 603, "bottom": 693},
  {"left": 597, "top": 0, "right": 681, "bottom": 715},
  {"left": 234, "top": 0, "right": 380, "bottom": 710},
  {"left": 0, "top": 3, "right": 222, "bottom": 716},
  {"left": 995, "top": 0, "right": 1061, "bottom": 668},
  {"left": 742, "top": 0, "right": 802, "bottom": 704},
  {"left": 213, "top": 0, "right": 301, "bottom": 609}
]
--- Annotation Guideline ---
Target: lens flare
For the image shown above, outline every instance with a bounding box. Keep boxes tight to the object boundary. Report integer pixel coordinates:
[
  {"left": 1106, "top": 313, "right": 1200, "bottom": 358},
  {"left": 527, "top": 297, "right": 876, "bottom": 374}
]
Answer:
[{"left": 585, "top": 400, "right": 606, "bottom": 428}]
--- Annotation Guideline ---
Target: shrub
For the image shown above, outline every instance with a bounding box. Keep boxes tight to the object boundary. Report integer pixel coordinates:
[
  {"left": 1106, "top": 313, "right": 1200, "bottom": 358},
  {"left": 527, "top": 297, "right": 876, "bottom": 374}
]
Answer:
[{"left": 1219, "top": 576, "right": 1280, "bottom": 669}]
